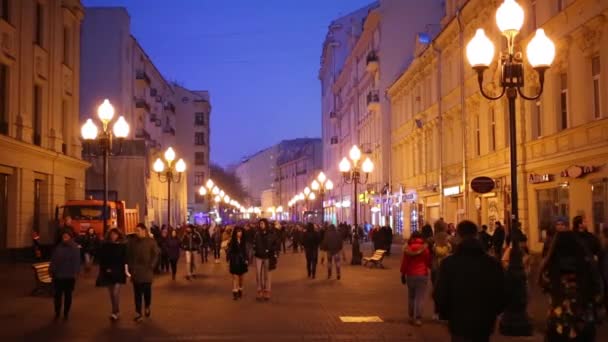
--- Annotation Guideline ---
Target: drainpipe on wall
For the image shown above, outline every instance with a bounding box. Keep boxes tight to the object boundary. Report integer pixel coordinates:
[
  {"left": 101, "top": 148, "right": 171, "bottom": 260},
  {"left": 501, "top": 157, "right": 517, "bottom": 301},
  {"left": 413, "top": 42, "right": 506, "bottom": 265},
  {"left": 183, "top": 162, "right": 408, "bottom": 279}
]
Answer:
[
  {"left": 456, "top": 7, "right": 469, "bottom": 220},
  {"left": 431, "top": 41, "right": 443, "bottom": 219}
]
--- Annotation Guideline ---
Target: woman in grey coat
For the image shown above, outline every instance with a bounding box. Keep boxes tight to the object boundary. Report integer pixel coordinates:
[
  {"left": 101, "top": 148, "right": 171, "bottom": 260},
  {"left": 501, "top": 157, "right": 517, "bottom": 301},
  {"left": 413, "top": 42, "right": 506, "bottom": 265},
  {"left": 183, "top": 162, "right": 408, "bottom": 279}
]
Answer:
[
  {"left": 50, "top": 231, "right": 81, "bottom": 320},
  {"left": 127, "top": 224, "right": 159, "bottom": 323}
]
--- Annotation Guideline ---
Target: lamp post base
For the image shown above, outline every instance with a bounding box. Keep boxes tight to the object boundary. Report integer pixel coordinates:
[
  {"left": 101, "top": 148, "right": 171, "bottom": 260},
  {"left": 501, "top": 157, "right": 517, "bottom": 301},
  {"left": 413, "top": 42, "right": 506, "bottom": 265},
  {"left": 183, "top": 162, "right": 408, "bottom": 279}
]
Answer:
[{"left": 351, "top": 237, "right": 362, "bottom": 265}]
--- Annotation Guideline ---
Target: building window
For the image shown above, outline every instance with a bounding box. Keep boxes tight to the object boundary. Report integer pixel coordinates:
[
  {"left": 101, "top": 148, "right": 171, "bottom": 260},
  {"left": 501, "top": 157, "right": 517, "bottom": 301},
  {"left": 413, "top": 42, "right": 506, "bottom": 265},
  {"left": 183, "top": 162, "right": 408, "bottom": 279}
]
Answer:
[
  {"left": 195, "top": 152, "right": 205, "bottom": 165},
  {"left": 475, "top": 114, "right": 481, "bottom": 156},
  {"left": 560, "top": 73, "right": 569, "bottom": 130},
  {"left": 537, "top": 187, "right": 569, "bottom": 242},
  {"left": 62, "top": 100, "right": 69, "bottom": 153},
  {"left": 33, "top": 85, "right": 42, "bottom": 146},
  {"left": 557, "top": 0, "right": 566, "bottom": 12},
  {"left": 194, "top": 172, "right": 205, "bottom": 186},
  {"left": 0, "top": 173, "right": 7, "bottom": 248},
  {"left": 592, "top": 179, "right": 608, "bottom": 235},
  {"left": 0, "top": 0, "right": 9, "bottom": 22},
  {"left": 0, "top": 63, "right": 7, "bottom": 135},
  {"left": 533, "top": 100, "right": 542, "bottom": 139},
  {"left": 63, "top": 26, "right": 71, "bottom": 66},
  {"left": 195, "top": 132, "right": 205, "bottom": 146},
  {"left": 34, "top": 179, "right": 42, "bottom": 234},
  {"left": 195, "top": 112, "right": 205, "bottom": 126},
  {"left": 34, "top": 2, "right": 44, "bottom": 46},
  {"left": 490, "top": 108, "right": 496, "bottom": 151},
  {"left": 592, "top": 56, "right": 601, "bottom": 119}
]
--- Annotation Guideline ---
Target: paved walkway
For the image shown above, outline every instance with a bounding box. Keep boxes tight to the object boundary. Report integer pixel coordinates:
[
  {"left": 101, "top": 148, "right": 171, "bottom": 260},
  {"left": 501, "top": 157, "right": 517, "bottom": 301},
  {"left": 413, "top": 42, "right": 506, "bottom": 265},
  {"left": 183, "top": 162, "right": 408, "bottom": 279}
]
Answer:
[{"left": 0, "top": 243, "right": 606, "bottom": 341}]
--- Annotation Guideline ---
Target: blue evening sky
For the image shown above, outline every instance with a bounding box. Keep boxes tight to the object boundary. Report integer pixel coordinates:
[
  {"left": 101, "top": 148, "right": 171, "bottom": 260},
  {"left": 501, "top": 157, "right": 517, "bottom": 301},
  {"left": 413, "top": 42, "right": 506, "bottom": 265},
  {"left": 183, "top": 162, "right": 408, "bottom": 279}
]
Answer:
[{"left": 82, "top": 0, "right": 373, "bottom": 166}]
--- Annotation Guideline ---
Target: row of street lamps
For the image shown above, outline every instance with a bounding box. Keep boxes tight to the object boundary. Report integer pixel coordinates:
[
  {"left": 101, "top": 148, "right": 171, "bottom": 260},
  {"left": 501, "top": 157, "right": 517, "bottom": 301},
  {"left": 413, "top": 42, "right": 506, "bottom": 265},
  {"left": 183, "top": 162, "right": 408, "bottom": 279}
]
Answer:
[
  {"left": 198, "top": 179, "right": 244, "bottom": 223},
  {"left": 287, "top": 171, "right": 334, "bottom": 222}
]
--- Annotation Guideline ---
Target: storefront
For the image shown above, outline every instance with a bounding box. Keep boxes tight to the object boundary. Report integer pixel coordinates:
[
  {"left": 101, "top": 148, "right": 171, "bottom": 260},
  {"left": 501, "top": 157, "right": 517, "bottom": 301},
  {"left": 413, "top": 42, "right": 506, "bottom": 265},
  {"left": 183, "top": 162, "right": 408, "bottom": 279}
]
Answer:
[{"left": 443, "top": 185, "right": 464, "bottom": 225}]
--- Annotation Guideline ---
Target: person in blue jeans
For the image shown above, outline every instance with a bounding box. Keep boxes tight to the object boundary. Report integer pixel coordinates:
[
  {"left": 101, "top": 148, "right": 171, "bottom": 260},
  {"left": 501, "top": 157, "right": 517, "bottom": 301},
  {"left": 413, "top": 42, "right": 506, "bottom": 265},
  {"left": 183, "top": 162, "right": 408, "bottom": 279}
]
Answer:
[{"left": 400, "top": 231, "right": 431, "bottom": 326}]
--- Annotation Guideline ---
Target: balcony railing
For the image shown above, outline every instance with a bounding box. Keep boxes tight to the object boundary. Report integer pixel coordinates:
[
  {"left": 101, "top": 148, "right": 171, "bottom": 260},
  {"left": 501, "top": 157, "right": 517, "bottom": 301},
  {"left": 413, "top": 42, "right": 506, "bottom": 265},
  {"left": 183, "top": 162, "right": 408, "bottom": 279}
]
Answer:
[
  {"left": 135, "top": 98, "right": 151, "bottom": 112},
  {"left": 163, "top": 125, "right": 176, "bottom": 136},
  {"left": 367, "top": 90, "right": 380, "bottom": 112},
  {"left": 135, "top": 70, "right": 151, "bottom": 85},
  {"left": 366, "top": 51, "right": 379, "bottom": 73},
  {"left": 135, "top": 128, "right": 151, "bottom": 140}
]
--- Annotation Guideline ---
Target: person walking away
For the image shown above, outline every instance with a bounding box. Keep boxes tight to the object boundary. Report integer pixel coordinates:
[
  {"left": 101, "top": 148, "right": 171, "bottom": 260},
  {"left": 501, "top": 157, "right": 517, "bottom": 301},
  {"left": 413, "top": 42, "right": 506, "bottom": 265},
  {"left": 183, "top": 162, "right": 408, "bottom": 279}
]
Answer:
[
  {"left": 371, "top": 226, "right": 382, "bottom": 252},
  {"left": 56, "top": 216, "right": 75, "bottom": 245},
  {"left": 50, "top": 231, "right": 81, "bottom": 320},
  {"left": 302, "top": 223, "right": 321, "bottom": 279},
  {"left": 478, "top": 225, "right": 492, "bottom": 253},
  {"left": 434, "top": 220, "right": 506, "bottom": 342},
  {"left": 323, "top": 224, "right": 343, "bottom": 280},
  {"left": 181, "top": 225, "right": 202, "bottom": 280},
  {"left": 228, "top": 226, "right": 248, "bottom": 300},
  {"left": 166, "top": 229, "right": 181, "bottom": 280},
  {"left": 400, "top": 231, "right": 431, "bottom": 326},
  {"left": 96, "top": 228, "right": 129, "bottom": 321},
  {"left": 211, "top": 223, "right": 222, "bottom": 263},
  {"left": 539, "top": 230, "right": 603, "bottom": 341},
  {"left": 158, "top": 229, "right": 170, "bottom": 273},
  {"left": 492, "top": 221, "right": 505, "bottom": 258},
  {"left": 319, "top": 224, "right": 328, "bottom": 265},
  {"left": 200, "top": 225, "right": 211, "bottom": 263},
  {"left": 600, "top": 226, "right": 608, "bottom": 314},
  {"left": 127, "top": 224, "right": 159, "bottom": 323},
  {"left": 431, "top": 230, "right": 452, "bottom": 321},
  {"left": 80, "top": 227, "right": 100, "bottom": 272},
  {"left": 253, "top": 219, "right": 278, "bottom": 300},
  {"left": 542, "top": 216, "right": 569, "bottom": 258}
]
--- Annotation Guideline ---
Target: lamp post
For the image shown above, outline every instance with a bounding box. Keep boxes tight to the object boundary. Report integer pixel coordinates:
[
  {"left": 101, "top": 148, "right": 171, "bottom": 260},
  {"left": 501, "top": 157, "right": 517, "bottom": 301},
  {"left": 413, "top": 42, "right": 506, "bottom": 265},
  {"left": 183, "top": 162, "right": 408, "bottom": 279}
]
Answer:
[
  {"left": 198, "top": 179, "right": 217, "bottom": 224},
  {"left": 466, "top": 0, "right": 555, "bottom": 336},
  {"left": 81, "top": 99, "right": 130, "bottom": 234},
  {"left": 311, "top": 171, "right": 334, "bottom": 223},
  {"left": 339, "top": 145, "right": 374, "bottom": 265},
  {"left": 153, "top": 147, "right": 186, "bottom": 227}
]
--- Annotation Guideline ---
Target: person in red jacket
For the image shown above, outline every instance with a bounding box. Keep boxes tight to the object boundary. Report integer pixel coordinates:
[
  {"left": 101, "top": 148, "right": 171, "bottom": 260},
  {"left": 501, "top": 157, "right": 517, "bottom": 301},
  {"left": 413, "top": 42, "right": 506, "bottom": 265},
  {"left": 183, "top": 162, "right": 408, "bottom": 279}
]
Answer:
[{"left": 400, "top": 230, "right": 431, "bottom": 326}]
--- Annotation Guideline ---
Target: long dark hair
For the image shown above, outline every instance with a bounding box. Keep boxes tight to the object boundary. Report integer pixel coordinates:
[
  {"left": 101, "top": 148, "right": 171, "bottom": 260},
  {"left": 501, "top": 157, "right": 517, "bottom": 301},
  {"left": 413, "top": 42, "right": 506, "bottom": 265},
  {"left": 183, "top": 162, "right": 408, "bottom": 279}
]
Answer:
[{"left": 230, "top": 226, "right": 244, "bottom": 245}]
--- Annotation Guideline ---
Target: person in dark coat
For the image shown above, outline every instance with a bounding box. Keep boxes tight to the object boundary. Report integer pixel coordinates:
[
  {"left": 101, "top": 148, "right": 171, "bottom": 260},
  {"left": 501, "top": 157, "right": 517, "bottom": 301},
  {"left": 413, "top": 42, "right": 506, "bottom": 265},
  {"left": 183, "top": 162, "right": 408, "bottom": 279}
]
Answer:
[
  {"left": 165, "top": 229, "right": 181, "bottom": 280},
  {"left": 158, "top": 228, "right": 170, "bottom": 273},
  {"left": 322, "top": 224, "right": 343, "bottom": 280},
  {"left": 302, "top": 223, "right": 321, "bottom": 279},
  {"left": 253, "top": 219, "right": 279, "bottom": 301},
  {"left": 478, "top": 224, "right": 491, "bottom": 253},
  {"left": 492, "top": 221, "right": 506, "bottom": 258},
  {"left": 434, "top": 220, "right": 506, "bottom": 341},
  {"left": 199, "top": 225, "right": 211, "bottom": 263},
  {"left": 227, "top": 226, "right": 248, "bottom": 300},
  {"left": 127, "top": 224, "right": 159, "bottom": 323},
  {"left": 181, "top": 225, "right": 202, "bottom": 280},
  {"left": 79, "top": 227, "right": 100, "bottom": 271},
  {"left": 382, "top": 226, "right": 394, "bottom": 256},
  {"left": 211, "top": 223, "right": 222, "bottom": 263},
  {"left": 96, "top": 228, "right": 128, "bottom": 321},
  {"left": 50, "top": 230, "right": 81, "bottom": 320}
]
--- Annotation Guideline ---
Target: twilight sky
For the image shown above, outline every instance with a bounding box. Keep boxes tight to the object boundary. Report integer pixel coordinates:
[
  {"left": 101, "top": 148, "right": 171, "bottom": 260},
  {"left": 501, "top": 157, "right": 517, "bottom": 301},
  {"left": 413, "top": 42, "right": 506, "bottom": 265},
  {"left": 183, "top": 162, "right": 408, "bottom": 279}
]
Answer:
[{"left": 82, "top": 0, "right": 373, "bottom": 166}]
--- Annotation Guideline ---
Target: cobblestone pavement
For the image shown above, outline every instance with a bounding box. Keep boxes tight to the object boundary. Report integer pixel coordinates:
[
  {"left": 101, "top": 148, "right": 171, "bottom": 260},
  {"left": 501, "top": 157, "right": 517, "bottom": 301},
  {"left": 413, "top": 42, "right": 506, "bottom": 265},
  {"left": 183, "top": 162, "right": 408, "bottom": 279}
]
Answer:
[{"left": 0, "top": 243, "right": 606, "bottom": 341}]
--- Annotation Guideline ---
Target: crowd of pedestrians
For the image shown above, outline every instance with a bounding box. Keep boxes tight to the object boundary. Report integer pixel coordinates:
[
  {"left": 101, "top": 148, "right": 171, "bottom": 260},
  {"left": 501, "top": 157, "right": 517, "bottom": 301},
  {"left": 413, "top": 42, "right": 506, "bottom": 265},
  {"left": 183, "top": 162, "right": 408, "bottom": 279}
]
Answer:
[{"left": 397, "top": 216, "right": 607, "bottom": 342}]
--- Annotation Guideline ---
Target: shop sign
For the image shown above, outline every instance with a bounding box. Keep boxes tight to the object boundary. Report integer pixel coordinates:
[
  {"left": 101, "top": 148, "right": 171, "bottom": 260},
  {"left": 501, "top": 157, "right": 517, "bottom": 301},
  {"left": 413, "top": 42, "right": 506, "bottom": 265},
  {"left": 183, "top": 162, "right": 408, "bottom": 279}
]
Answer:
[
  {"left": 443, "top": 186, "right": 461, "bottom": 196},
  {"left": 561, "top": 165, "right": 596, "bottom": 178},
  {"left": 403, "top": 192, "right": 417, "bottom": 201},
  {"left": 528, "top": 173, "right": 553, "bottom": 184},
  {"left": 470, "top": 176, "right": 495, "bottom": 194}
]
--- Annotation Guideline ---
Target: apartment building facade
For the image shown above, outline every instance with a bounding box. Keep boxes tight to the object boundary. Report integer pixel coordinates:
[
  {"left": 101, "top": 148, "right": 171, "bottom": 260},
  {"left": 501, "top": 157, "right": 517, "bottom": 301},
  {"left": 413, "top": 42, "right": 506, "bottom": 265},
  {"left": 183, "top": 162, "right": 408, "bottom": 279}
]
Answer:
[
  {"left": 0, "top": 0, "right": 88, "bottom": 253},
  {"left": 389, "top": 0, "right": 608, "bottom": 252}
]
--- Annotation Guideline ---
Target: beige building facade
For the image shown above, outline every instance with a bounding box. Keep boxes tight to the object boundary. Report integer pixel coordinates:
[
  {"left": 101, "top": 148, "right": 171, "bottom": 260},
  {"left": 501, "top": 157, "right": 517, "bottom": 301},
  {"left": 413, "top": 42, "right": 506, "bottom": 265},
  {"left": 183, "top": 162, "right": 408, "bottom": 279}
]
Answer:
[
  {"left": 0, "top": 0, "right": 88, "bottom": 252},
  {"left": 389, "top": 0, "right": 608, "bottom": 252}
]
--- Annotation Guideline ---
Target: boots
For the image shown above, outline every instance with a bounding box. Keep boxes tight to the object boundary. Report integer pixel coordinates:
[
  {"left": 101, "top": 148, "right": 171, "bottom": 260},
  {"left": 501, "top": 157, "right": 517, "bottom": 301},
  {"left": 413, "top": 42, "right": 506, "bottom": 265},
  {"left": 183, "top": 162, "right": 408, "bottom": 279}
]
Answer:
[
  {"left": 233, "top": 291, "right": 239, "bottom": 301},
  {"left": 238, "top": 289, "right": 243, "bottom": 299}
]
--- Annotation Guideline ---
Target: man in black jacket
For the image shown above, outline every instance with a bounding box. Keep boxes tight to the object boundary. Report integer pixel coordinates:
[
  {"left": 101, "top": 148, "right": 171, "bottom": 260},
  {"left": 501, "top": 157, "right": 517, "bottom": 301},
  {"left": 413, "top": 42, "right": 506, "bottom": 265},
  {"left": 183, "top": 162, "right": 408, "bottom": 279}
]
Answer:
[
  {"left": 434, "top": 220, "right": 506, "bottom": 342},
  {"left": 181, "top": 225, "right": 202, "bottom": 280},
  {"left": 492, "top": 221, "right": 505, "bottom": 258}
]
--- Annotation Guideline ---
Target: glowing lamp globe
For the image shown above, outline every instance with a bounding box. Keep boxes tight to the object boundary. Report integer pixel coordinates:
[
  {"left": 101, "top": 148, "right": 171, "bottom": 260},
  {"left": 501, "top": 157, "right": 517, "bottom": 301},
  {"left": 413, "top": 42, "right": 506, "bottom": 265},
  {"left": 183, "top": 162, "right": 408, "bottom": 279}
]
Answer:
[
  {"left": 175, "top": 159, "right": 186, "bottom": 173},
  {"left": 339, "top": 157, "right": 351, "bottom": 173},
  {"left": 326, "top": 180, "right": 334, "bottom": 190},
  {"left": 362, "top": 157, "right": 374, "bottom": 173},
  {"left": 112, "top": 116, "right": 129, "bottom": 138},
  {"left": 97, "top": 99, "right": 115, "bottom": 123},
  {"left": 164, "top": 147, "right": 176, "bottom": 163},
  {"left": 206, "top": 179, "right": 214, "bottom": 189},
  {"left": 199, "top": 187, "right": 207, "bottom": 196},
  {"left": 467, "top": 29, "right": 495, "bottom": 68},
  {"left": 153, "top": 158, "right": 165, "bottom": 173},
  {"left": 527, "top": 29, "right": 555, "bottom": 68},
  {"left": 81, "top": 119, "right": 98, "bottom": 140},
  {"left": 317, "top": 172, "right": 327, "bottom": 183},
  {"left": 496, "top": 0, "right": 524, "bottom": 35},
  {"left": 349, "top": 145, "right": 362, "bottom": 162},
  {"left": 311, "top": 180, "right": 320, "bottom": 191}
]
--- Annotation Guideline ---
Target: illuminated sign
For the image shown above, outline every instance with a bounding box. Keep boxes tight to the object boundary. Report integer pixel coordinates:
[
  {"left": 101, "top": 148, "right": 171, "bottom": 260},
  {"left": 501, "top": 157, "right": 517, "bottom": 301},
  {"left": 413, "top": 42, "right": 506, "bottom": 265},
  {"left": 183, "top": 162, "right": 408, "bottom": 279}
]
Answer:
[{"left": 443, "top": 186, "right": 461, "bottom": 196}]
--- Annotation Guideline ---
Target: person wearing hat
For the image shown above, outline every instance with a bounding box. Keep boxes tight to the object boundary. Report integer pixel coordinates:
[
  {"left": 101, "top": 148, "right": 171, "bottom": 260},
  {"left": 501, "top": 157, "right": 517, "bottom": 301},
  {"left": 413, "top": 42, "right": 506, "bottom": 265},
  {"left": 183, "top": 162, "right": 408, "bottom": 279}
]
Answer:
[
  {"left": 49, "top": 230, "right": 81, "bottom": 320},
  {"left": 542, "top": 216, "right": 568, "bottom": 258}
]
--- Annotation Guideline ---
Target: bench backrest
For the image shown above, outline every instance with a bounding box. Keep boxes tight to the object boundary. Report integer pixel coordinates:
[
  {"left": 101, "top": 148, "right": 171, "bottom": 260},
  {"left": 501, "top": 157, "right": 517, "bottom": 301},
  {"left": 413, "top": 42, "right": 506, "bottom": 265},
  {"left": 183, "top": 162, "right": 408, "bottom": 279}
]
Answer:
[
  {"left": 373, "top": 250, "right": 386, "bottom": 257},
  {"left": 32, "top": 262, "right": 50, "bottom": 278}
]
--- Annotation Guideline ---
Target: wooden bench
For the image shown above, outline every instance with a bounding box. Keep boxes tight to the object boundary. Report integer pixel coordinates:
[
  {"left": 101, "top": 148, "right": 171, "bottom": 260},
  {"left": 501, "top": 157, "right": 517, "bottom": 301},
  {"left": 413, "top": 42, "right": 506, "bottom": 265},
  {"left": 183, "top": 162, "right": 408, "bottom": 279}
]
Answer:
[
  {"left": 363, "top": 249, "right": 387, "bottom": 268},
  {"left": 32, "top": 262, "right": 53, "bottom": 296}
]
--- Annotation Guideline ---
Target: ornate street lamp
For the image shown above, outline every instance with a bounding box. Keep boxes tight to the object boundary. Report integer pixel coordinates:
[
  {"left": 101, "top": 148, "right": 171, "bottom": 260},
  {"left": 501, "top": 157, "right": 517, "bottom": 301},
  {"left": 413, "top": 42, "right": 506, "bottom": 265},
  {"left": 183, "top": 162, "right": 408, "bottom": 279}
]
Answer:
[
  {"left": 153, "top": 147, "right": 186, "bottom": 227},
  {"left": 81, "top": 99, "right": 130, "bottom": 234},
  {"left": 311, "top": 171, "right": 334, "bottom": 223},
  {"left": 339, "top": 145, "right": 373, "bottom": 265},
  {"left": 466, "top": 0, "right": 555, "bottom": 336}
]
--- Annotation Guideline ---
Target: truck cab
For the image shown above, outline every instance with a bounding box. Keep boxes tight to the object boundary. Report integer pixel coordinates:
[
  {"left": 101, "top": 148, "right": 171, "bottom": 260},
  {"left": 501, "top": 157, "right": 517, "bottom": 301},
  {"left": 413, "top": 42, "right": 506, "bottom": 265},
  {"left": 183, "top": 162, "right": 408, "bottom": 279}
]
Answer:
[{"left": 58, "top": 200, "right": 138, "bottom": 238}]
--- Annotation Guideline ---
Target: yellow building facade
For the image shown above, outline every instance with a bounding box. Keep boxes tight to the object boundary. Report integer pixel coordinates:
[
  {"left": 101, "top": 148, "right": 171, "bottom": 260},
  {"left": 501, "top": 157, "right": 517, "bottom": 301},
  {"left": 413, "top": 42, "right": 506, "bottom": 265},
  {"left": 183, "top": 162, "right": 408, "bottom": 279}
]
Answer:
[
  {"left": 389, "top": 0, "right": 608, "bottom": 252},
  {"left": 0, "top": 0, "right": 88, "bottom": 252}
]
